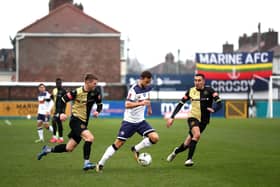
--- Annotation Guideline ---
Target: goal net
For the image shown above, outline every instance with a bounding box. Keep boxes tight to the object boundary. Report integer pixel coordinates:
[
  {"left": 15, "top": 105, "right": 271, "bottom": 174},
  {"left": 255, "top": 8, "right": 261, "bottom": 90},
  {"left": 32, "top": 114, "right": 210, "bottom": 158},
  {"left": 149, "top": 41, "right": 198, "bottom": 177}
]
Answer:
[{"left": 267, "top": 75, "right": 280, "bottom": 118}]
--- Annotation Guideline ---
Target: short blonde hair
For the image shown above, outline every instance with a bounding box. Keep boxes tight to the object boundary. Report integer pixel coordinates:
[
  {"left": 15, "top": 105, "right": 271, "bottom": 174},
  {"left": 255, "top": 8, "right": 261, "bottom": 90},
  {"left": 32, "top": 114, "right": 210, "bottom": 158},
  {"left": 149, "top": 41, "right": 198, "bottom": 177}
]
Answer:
[{"left": 84, "top": 73, "right": 98, "bottom": 81}]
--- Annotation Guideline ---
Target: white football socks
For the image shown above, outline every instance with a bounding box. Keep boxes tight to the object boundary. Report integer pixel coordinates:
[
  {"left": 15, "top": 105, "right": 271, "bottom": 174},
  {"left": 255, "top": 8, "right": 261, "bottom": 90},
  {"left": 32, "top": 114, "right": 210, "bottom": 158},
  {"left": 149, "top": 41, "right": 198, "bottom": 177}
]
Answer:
[
  {"left": 98, "top": 145, "right": 116, "bottom": 166},
  {"left": 48, "top": 125, "right": 53, "bottom": 132},
  {"left": 37, "top": 128, "right": 44, "bottom": 140},
  {"left": 134, "top": 137, "right": 152, "bottom": 151}
]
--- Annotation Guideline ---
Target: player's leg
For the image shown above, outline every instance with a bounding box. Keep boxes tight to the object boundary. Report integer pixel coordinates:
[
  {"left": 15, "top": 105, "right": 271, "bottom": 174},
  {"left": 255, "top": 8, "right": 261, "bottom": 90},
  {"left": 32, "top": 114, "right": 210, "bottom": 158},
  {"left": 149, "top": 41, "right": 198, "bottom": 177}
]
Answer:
[
  {"left": 56, "top": 118, "right": 64, "bottom": 143},
  {"left": 133, "top": 131, "right": 159, "bottom": 151},
  {"left": 36, "top": 121, "right": 44, "bottom": 142},
  {"left": 37, "top": 138, "right": 78, "bottom": 160},
  {"left": 35, "top": 114, "right": 44, "bottom": 143},
  {"left": 81, "top": 129, "right": 95, "bottom": 170},
  {"left": 132, "top": 121, "right": 159, "bottom": 159},
  {"left": 97, "top": 121, "right": 135, "bottom": 172},
  {"left": 50, "top": 117, "right": 58, "bottom": 143},
  {"left": 53, "top": 138, "right": 78, "bottom": 153},
  {"left": 43, "top": 115, "right": 53, "bottom": 133},
  {"left": 96, "top": 139, "right": 125, "bottom": 172},
  {"left": 185, "top": 126, "right": 199, "bottom": 166},
  {"left": 185, "top": 118, "right": 202, "bottom": 166},
  {"left": 179, "top": 135, "right": 192, "bottom": 153},
  {"left": 167, "top": 135, "right": 192, "bottom": 162}
]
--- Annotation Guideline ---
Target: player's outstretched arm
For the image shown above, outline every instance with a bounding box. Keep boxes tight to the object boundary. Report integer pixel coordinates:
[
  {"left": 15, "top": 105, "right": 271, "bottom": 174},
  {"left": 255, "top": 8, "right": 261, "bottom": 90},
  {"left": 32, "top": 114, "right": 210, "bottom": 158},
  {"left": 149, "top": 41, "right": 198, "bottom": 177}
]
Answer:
[
  {"left": 166, "top": 118, "right": 174, "bottom": 128},
  {"left": 207, "top": 107, "right": 215, "bottom": 113},
  {"left": 93, "top": 102, "right": 103, "bottom": 118},
  {"left": 125, "top": 100, "right": 149, "bottom": 108},
  {"left": 147, "top": 101, "right": 152, "bottom": 116}
]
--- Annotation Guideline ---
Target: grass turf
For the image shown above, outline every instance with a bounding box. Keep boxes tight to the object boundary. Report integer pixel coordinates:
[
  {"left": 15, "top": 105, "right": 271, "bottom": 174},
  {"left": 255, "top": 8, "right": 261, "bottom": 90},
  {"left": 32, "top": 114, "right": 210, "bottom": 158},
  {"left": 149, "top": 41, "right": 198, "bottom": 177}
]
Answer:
[{"left": 0, "top": 118, "right": 279, "bottom": 187}]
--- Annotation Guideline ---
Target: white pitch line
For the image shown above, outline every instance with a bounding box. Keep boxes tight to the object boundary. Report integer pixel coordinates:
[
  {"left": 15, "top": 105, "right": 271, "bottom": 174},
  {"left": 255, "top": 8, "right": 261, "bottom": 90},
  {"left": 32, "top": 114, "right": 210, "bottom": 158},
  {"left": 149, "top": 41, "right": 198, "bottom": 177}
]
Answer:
[{"left": 4, "top": 120, "right": 12, "bottom": 126}]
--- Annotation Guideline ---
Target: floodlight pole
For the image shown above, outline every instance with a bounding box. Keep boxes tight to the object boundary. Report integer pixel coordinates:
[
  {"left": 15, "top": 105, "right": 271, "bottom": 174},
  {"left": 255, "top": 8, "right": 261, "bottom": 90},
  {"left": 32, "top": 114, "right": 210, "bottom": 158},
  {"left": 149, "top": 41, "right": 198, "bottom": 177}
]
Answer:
[
  {"left": 257, "top": 22, "right": 261, "bottom": 51},
  {"left": 268, "top": 76, "right": 273, "bottom": 118}
]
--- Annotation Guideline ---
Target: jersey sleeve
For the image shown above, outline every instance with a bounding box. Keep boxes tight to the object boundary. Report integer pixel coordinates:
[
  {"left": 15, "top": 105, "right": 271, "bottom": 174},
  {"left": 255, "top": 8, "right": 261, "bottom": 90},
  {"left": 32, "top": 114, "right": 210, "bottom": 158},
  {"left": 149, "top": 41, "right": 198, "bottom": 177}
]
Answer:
[
  {"left": 60, "top": 89, "right": 67, "bottom": 113},
  {"left": 209, "top": 87, "right": 221, "bottom": 101},
  {"left": 45, "top": 92, "right": 54, "bottom": 113},
  {"left": 126, "top": 88, "right": 136, "bottom": 102},
  {"left": 95, "top": 87, "right": 103, "bottom": 112},
  {"left": 170, "top": 89, "right": 190, "bottom": 118},
  {"left": 62, "top": 89, "right": 77, "bottom": 103},
  {"left": 45, "top": 92, "right": 52, "bottom": 102},
  {"left": 182, "top": 90, "right": 190, "bottom": 102},
  {"left": 209, "top": 87, "right": 222, "bottom": 112},
  {"left": 50, "top": 90, "right": 54, "bottom": 100}
]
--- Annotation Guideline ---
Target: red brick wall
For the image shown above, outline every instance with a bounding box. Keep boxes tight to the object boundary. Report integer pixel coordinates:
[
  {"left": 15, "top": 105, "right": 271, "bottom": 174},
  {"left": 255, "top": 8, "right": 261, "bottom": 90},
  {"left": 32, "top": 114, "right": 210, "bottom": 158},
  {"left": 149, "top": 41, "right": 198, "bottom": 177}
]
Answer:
[
  {"left": 0, "top": 85, "right": 126, "bottom": 100},
  {"left": 18, "top": 37, "right": 120, "bottom": 82},
  {"left": 0, "top": 86, "right": 38, "bottom": 100}
]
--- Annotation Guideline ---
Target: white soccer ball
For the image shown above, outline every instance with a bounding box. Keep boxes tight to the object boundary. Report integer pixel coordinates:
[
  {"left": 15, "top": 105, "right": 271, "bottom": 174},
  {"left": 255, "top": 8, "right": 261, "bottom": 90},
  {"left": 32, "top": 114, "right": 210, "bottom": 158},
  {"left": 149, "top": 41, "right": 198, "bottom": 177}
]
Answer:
[
  {"left": 26, "top": 114, "right": 31, "bottom": 119},
  {"left": 138, "top": 152, "right": 152, "bottom": 167}
]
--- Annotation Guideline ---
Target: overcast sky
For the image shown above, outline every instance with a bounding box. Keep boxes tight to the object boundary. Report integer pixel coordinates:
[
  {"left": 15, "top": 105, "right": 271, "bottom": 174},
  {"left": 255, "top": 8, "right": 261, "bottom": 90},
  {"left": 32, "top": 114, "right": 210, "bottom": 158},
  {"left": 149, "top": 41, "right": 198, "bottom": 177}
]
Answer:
[{"left": 0, "top": 0, "right": 279, "bottom": 68}]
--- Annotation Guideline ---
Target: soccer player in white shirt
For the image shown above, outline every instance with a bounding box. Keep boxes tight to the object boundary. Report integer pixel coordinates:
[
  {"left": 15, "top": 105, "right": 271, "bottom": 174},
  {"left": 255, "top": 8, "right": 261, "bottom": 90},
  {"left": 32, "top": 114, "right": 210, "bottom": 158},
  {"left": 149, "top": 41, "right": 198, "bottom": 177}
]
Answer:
[
  {"left": 96, "top": 71, "right": 159, "bottom": 172},
  {"left": 35, "top": 83, "right": 54, "bottom": 143}
]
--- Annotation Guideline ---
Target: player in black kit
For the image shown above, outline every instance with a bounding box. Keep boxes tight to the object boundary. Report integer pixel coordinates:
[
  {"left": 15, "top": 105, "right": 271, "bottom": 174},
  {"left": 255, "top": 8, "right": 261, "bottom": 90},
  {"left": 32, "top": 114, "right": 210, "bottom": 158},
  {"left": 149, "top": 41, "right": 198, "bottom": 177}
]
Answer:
[
  {"left": 166, "top": 73, "right": 222, "bottom": 166},
  {"left": 37, "top": 74, "right": 103, "bottom": 171},
  {"left": 50, "top": 78, "right": 67, "bottom": 143}
]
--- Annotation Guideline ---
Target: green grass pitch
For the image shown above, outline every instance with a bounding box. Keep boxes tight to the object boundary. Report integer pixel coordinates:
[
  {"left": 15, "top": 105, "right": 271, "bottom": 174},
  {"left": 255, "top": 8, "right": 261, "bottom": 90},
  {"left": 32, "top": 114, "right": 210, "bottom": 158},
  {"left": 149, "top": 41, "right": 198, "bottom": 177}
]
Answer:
[{"left": 0, "top": 118, "right": 279, "bottom": 187}]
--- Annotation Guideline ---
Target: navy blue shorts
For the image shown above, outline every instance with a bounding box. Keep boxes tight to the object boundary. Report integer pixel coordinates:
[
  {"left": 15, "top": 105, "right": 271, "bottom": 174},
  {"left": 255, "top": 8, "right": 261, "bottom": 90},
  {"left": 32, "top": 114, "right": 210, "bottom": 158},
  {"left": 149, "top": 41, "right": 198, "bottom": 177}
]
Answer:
[
  {"left": 117, "top": 120, "right": 155, "bottom": 141},
  {"left": 37, "top": 114, "right": 50, "bottom": 123}
]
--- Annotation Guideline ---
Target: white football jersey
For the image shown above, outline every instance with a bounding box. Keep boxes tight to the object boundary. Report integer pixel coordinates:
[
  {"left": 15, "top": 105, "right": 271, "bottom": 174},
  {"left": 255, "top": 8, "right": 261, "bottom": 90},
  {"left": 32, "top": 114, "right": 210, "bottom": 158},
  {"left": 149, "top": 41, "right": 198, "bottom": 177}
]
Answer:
[
  {"left": 123, "top": 83, "right": 152, "bottom": 123},
  {"left": 37, "top": 91, "right": 53, "bottom": 115}
]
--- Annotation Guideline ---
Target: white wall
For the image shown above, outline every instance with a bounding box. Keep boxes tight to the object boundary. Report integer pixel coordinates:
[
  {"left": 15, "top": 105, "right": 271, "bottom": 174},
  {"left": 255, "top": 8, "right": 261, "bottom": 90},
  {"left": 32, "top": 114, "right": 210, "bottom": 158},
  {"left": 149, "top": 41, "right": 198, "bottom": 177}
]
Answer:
[{"left": 150, "top": 91, "right": 269, "bottom": 100}]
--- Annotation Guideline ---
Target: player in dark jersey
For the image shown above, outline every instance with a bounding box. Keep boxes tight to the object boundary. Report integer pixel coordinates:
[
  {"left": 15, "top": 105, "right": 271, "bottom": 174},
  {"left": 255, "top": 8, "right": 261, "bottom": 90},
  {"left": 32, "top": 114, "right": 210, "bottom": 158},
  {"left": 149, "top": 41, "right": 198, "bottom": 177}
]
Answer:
[
  {"left": 166, "top": 73, "right": 222, "bottom": 166},
  {"left": 37, "top": 74, "right": 103, "bottom": 171},
  {"left": 49, "top": 78, "right": 67, "bottom": 143}
]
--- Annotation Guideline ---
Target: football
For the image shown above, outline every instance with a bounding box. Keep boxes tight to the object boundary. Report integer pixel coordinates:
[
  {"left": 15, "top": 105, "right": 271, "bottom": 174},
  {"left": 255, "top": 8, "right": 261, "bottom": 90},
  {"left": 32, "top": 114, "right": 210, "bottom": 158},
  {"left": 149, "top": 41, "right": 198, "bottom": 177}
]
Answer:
[
  {"left": 26, "top": 114, "right": 31, "bottom": 119},
  {"left": 138, "top": 152, "right": 152, "bottom": 166}
]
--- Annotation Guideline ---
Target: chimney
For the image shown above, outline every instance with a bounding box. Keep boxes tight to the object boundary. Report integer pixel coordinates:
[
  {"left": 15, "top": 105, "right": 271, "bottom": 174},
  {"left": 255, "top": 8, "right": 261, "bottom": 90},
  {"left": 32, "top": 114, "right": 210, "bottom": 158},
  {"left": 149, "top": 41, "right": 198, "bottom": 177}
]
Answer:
[
  {"left": 262, "top": 29, "right": 278, "bottom": 50},
  {"left": 238, "top": 33, "right": 249, "bottom": 49},
  {"left": 49, "top": 0, "right": 73, "bottom": 12},
  {"left": 250, "top": 32, "right": 258, "bottom": 46},
  {"left": 223, "top": 42, "right": 234, "bottom": 53}
]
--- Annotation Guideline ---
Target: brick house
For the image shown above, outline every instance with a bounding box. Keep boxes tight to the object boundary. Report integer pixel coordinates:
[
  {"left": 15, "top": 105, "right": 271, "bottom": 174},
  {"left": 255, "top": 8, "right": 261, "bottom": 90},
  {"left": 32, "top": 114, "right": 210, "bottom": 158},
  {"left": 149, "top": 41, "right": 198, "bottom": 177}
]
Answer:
[
  {"left": 0, "top": 49, "right": 15, "bottom": 72},
  {"left": 15, "top": 2, "right": 121, "bottom": 82},
  {"left": 223, "top": 28, "right": 280, "bottom": 74}
]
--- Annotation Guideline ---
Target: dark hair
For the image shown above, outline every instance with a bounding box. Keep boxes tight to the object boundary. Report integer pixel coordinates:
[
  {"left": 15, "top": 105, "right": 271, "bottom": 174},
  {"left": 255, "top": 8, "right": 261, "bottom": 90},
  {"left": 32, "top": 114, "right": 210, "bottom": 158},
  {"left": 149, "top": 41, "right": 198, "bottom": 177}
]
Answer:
[
  {"left": 140, "top": 71, "right": 152, "bottom": 79},
  {"left": 84, "top": 73, "right": 98, "bottom": 81},
  {"left": 56, "top": 78, "right": 62, "bottom": 87},
  {"left": 38, "top": 83, "right": 45, "bottom": 87},
  {"left": 195, "top": 73, "right": 205, "bottom": 79},
  {"left": 56, "top": 78, "right": 62, "bottom": 83}
]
